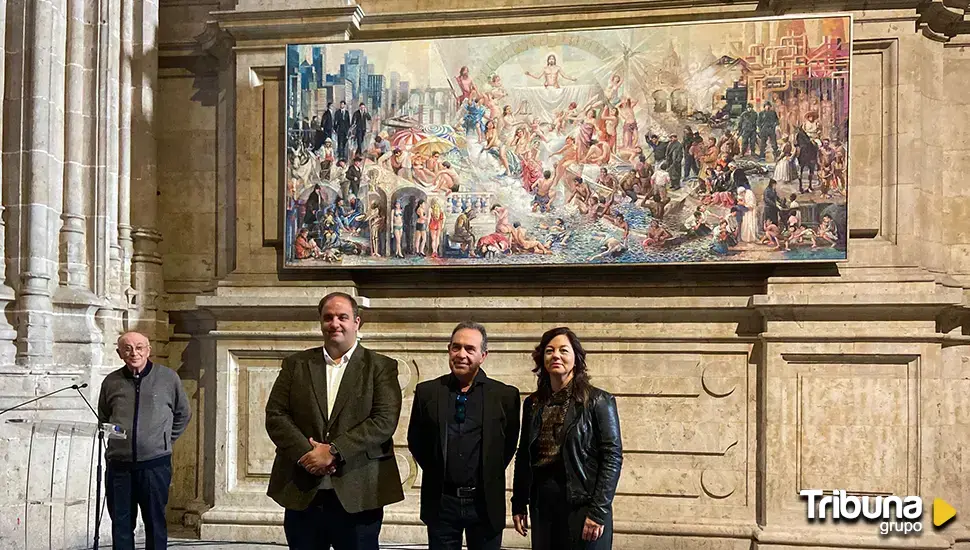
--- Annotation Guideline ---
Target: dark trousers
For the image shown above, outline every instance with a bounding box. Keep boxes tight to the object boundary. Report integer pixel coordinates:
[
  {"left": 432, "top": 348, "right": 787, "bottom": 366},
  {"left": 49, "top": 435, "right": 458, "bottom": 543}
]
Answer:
[
  {"left": 741, "top": 131, "right": 757, "bottom": 156},
  {"left": 427, "top": 493, "right": 502, "bottom": 550},
  {"left": 283, "top": 489, "right": 383, "bottom": 550},
  {"left": 668, "top": 166, "right": 682, "bottom": 190},
  {"left": 530, "top": 464, "right": 613, "bottom": 550},
  {"left": 337, "top": 135, "right": 349, "bottom": 161},
  {"left": 106, "top": 457, "right": 172, "bottom": 550},
  {"left": 684, "top": 154, "right": 698, "bottom": 178}
]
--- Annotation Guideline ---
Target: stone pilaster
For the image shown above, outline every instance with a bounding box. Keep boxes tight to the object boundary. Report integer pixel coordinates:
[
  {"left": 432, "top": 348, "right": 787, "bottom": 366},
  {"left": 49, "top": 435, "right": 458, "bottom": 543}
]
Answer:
[
  {"left": 0, "top": 0, "right": 17, "bottom": 364},
  {"left": 58, "top": 0, "right": 95, "bottom": 291},
  {"left": 95, "top": 0, "right": 126, "bottom": 363},
  {"left": 3, "top": 0, "right": 70, "bottom": 367},
  {"left": 128, "top": 0, "right": 166, "bottom": 351},
  {"left": 52, "top": 0, "right": 106, "bottom": 370},
  {"left": 118, "top": 0, "right": 134, "bottom": 295}
]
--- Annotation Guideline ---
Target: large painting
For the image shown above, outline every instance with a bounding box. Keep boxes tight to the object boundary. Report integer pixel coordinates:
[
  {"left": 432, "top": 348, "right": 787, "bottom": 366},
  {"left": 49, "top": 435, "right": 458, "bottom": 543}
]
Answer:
[{"left": 283, "top": 15, "right": 850, "bottom": 268}]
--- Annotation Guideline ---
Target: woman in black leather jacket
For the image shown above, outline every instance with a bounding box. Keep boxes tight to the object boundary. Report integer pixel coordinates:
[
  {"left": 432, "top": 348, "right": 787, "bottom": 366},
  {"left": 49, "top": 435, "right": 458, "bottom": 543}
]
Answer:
[{"left": 511, "top": 327, "right": 623, "bottom": 549}]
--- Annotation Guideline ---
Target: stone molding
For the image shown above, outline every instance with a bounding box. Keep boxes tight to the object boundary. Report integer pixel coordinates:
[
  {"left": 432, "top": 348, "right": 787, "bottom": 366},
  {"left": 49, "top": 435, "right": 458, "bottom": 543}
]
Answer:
[
  {"left": 162, "top": 0, "right": 970, "bottom": 54},
  {"left": 208, "top": 5, "right": 363, "bottom": 45}
]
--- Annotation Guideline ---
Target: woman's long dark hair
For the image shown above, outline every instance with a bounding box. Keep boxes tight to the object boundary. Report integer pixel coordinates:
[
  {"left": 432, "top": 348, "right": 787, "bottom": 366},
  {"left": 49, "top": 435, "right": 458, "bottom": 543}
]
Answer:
[{"left": 531, "top": 327, "right": 591, "bottom": 405}]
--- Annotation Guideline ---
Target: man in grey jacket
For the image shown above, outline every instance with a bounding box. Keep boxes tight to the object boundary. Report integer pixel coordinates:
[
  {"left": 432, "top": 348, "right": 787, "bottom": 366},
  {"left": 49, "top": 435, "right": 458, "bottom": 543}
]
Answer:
[{"left": 98, "top": 331, "right": 191, "bottom": 550}]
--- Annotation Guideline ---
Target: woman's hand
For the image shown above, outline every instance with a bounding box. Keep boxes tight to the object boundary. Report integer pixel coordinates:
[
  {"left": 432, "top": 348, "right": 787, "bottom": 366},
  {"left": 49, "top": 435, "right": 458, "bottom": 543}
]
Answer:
[
  {"left": 513, "top": 513, "right": 529, "bottom": 537},
  {"left": 582, "top": 516, "right": 604, "bottom": 541}
]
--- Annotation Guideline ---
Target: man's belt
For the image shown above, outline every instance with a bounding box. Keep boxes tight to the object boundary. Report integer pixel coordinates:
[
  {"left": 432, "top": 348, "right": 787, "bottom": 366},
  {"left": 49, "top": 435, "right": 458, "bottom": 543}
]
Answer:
[{"left": 442, "top": 484, "right": 477, "bottom": 498}]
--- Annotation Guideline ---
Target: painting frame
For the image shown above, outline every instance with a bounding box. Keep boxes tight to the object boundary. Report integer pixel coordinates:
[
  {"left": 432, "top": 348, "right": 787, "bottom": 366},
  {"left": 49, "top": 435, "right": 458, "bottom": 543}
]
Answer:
[{"left": 281, "top": 13, "right": 852, "bottom": 271}]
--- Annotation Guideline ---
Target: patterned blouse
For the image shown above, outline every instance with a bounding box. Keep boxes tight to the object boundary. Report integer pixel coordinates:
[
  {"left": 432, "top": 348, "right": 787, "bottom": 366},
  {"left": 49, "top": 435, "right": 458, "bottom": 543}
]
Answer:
[{"left": 535, "top": 382, "right": 574, "bottom": 467}]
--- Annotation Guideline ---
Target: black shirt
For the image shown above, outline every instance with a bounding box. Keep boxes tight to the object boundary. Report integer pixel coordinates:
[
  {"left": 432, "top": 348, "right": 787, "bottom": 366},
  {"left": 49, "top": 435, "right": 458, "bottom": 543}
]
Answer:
[{"left": 445, "top": 370, "right": 485, "bottom": 487}]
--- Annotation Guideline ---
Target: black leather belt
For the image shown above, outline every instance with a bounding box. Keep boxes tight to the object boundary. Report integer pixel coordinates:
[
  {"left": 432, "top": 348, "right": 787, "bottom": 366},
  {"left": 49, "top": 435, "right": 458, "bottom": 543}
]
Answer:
[{"left": 442, "top": 484, "right": 477, "bottom": 498}]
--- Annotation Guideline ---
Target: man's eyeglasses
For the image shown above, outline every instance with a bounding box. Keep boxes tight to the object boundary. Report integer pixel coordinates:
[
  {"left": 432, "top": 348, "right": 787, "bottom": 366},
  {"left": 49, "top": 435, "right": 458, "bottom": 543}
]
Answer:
[
  {"left": 455, "top": 393, "right": 468, "bottom": 424},
  {"left": 120, "top": 345, "right": 149, "bottom": 356}
]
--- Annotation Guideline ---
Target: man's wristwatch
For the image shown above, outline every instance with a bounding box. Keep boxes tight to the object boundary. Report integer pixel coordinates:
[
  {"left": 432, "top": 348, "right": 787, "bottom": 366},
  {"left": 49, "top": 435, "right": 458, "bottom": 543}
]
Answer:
[{"left": 328, "top": 443, "right": 341, "bottom": 460}]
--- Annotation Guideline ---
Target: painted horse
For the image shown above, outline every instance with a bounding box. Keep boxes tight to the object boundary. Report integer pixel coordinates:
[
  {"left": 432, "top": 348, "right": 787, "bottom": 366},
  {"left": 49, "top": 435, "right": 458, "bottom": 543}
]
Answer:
[{"left": 795, "top": 127, "right": 818, "bottom": 193}]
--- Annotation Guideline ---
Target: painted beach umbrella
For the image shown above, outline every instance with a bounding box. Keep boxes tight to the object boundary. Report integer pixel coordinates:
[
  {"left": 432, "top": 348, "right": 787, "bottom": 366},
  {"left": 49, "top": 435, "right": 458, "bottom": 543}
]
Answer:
[
  {"left": 412, "top": 136, "right": 456, "bottom": 156},
  {"left": 423, "top": 124, "right": 458, "bottom": 142},
  {"left": 423, "top": 124, "right": 467, "bottom": 148},
  {"left": 390, "top": 128, "right": 429, "bottom": 149}
]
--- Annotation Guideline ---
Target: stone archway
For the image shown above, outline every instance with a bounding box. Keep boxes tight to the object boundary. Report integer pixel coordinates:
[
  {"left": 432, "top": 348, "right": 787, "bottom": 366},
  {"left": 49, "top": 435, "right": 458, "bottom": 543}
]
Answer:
[
  {"left": 390, "top": 186, "right": 429, "bottom": 255},
  {"left": 365, "top": 188, "right": 388, "bottom": 256},
  {"left": 476, "top": 34, "right": 614, "bottom": 82}
]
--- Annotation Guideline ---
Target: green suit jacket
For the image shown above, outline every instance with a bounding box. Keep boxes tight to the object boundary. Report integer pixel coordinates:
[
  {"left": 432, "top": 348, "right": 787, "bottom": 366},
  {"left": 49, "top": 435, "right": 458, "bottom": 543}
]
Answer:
[{"left": 265, "top": 345, "right": 405, "bottom": 512}]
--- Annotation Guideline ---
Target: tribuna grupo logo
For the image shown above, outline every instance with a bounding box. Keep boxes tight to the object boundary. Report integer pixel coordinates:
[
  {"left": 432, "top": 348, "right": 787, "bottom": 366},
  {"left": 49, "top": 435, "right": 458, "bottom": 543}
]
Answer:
[{"left": 800, "top": 490, "right": 957, "bottom": 536}]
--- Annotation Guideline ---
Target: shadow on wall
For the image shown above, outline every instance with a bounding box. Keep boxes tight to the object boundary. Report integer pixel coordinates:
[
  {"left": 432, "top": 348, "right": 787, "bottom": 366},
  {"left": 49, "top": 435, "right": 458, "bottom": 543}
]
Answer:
[{"left": 168, "top": 310, "right": 218, "bottom": 531}]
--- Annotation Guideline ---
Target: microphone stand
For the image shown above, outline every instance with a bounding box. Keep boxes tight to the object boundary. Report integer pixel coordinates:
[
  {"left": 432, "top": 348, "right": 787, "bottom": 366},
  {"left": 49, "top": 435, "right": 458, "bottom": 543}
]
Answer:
[
  {"left": 73, "top": 386, "right": 105, "bottom": 550},
  {"left": 0, "top": 383, "right": 85, "bottom": 416}
]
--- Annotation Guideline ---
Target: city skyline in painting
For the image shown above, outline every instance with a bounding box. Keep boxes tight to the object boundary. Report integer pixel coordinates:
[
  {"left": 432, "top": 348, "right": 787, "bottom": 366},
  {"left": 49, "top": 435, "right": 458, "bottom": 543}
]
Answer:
[{"left": 284, "top": 15, "right": 850, "bottom": 268}]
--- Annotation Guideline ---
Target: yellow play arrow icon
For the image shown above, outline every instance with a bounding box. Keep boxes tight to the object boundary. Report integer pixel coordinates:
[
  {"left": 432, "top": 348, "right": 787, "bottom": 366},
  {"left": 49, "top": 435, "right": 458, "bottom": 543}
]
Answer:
[{"left": 933, "top": 498, "right": 956, "bottom": 527}]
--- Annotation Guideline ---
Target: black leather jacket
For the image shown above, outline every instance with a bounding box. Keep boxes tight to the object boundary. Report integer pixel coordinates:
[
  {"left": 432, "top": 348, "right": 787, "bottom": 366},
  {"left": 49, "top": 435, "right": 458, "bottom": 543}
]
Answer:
[{"left": 511, "top": 386, "right": 622, "bottom": 524}]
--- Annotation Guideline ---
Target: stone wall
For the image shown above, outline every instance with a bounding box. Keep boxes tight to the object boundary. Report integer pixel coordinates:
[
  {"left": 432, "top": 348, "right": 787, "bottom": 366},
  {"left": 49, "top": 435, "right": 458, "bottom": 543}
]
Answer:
[
  {"left": 0, "top": 0, "right": 968, "bottom": 549},
  {"left": 0, "top": 0, "right": 170, "bottom": 547},
  {"left": 148, "top": 2, "right": 970, "bottom": 549}
]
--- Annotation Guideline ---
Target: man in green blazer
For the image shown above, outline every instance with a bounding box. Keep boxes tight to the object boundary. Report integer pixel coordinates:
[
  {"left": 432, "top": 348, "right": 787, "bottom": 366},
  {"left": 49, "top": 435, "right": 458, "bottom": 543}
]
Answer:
[{"left": 266, "top": 292, "right": 404, "bottom": 549}]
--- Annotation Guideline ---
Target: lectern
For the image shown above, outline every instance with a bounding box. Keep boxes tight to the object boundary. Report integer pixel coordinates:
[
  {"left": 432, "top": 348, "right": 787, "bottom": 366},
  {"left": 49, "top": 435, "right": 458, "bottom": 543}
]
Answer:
[{"left": 5, "top": 418, "right": 122, "bottom": 550}]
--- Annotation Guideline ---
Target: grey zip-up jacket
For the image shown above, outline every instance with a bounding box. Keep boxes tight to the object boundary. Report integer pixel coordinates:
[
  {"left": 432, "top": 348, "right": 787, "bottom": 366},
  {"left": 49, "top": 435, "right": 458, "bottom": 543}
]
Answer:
[{"left": 97, "top": 361, "right": 191, "bottom": 463}]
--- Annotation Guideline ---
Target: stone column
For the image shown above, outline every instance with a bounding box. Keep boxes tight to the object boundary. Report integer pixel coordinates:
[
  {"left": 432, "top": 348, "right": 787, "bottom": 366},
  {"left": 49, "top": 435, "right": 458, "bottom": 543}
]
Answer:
[
  {"left": 129, "top": 0, "right": 166, "bottom": 346},
  {"left": 0, "top": 0, "right": 17, "bottom": 364},
  {"left": 118, "top": 0, "right": 134, "bottom": 295},
  {"left": 52, "top": 0, "right": 105, "bottom": 369},
  {"left": 4, "top": 0, "right": 70, "bottom": 367},
  {"left": 95, "top": 0, "right": 126, "bottom": 362},
  {"left": 59, "top": 0, "right": 95, "bottom": 290}
]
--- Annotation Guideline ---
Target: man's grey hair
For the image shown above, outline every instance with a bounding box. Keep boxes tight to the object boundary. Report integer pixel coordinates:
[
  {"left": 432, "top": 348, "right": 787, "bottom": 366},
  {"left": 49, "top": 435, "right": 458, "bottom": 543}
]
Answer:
[{"left": 450, "top": 321, "right": 488, "bottom": 353}]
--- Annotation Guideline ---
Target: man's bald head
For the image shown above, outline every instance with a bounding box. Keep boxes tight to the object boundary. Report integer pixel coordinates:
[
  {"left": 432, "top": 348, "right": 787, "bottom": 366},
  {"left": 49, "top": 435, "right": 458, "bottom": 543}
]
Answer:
[{"left": 117, "top": 331, "right": 151, "bottom": 372}]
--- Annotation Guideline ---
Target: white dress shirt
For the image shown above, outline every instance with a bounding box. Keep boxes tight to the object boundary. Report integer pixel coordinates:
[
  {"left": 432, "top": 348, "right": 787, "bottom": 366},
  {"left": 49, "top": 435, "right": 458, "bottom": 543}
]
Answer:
[
  {"left": 323, "top": 340, "right": 358, "bottom": 417},
  {"left": 319, "top": 340, "right": 358, "bottom": 488}
]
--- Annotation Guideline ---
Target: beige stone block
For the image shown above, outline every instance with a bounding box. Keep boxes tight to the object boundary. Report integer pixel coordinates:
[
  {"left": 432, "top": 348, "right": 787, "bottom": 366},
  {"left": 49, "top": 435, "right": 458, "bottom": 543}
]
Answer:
[
  {"left": 944, "top": 58, "right": 970, "bottom": 106},
  {"left": 158, "top": 77, "right": 217, "bottom": 132},
  {"left": 158, "top": 131, "right": 216, "bottom": 172},
  {"left": 894, "top": 83, "right": 922, "bottom": 136},
  {"left": 847, "top": 135, "right": 881, "bottom": 233},
  {"left": 923, "top": 378, "right": 970, "bottom": 426},
  {"left": 896, "top": 41, "right": 923, "bottom": 89},
  {"left": 942, "top": 153, "right": 970, "bottom": 200},
  {"left": 895, "top": 138, "right": 922, "bottom": 189},
  {"left": 944, "top": 196, "right": 970, "bottom": 244},
  {"left": 158, "top": 172, "right": 217, "bottom": 215},
  {"left": 921, "top": 426, "right": 970, "bottom": 515}
]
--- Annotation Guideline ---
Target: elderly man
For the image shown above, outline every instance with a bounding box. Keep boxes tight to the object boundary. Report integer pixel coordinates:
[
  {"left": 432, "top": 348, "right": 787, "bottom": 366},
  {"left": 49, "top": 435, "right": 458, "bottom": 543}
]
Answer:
[
  {"left": 266, "top": 292, "right": 404, "bottom": 549},
  {"left": 98, "top": 331, "right": 191, "bottom": 550}
]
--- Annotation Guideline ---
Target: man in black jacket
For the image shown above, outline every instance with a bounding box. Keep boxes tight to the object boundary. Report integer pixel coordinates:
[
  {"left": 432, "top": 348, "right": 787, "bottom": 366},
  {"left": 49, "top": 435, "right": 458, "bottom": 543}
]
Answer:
[
  {"left": 343, "top": 156, "right": 363, "bottom": 199},
  {"left": 664, "top": 133, "right": 685, "bottom": 190},
  {"left": 334, "top": 100, "right": 351, "bottom": 161},
  {"left": 408, "top": 322, "right": 520, "bottom": 550},
  {"left": 322, "top": 102, "right": 334, "bottom": 144},
  {"left": 351, "top": 103, "right": 372, "bottom": 157}
]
